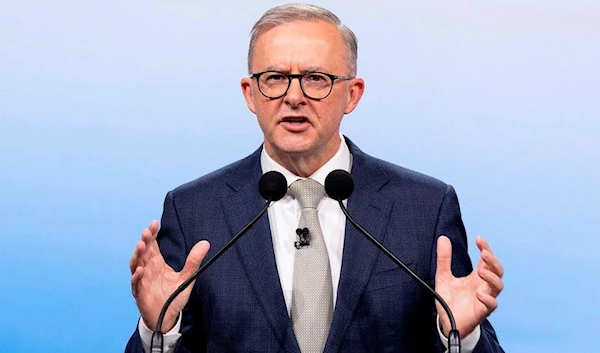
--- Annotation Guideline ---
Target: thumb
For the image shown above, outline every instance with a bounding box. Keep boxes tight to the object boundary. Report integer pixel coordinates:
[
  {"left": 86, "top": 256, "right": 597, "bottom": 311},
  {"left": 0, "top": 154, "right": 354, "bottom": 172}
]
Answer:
[
  {"left": 436, "top": 235, "right": 453, "bottom": 279},
  {"left": 181, "top": 240, "right": 211, "bottom": 278}
]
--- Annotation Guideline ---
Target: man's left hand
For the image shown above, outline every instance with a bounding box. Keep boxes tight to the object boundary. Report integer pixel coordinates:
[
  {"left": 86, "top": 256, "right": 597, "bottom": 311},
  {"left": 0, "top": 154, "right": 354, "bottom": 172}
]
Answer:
[{"left": 435, "top": 235, "right": 504, "bottom": 338}]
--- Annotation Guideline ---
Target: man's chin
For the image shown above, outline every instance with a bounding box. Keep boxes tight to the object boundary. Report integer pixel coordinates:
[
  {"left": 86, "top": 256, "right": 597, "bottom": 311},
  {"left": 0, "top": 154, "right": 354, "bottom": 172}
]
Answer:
[
  {"left": 266, "top": 135, "right": 314, "bottom": 155},
  {"left": 265, "top": 141, "right": 317, "bottom": 159},
  {"left": 273, "top": 145, "right": 314, "bottom": 157}
]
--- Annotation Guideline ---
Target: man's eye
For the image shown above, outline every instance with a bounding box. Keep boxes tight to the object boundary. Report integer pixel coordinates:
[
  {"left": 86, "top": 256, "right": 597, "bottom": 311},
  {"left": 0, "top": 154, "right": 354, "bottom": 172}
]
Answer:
[
  {"left": 305, "top": 74, "right": 326, "bottom": 82},
  {"left": 266, "top": 74, "right": 286, "bottom": 81}
]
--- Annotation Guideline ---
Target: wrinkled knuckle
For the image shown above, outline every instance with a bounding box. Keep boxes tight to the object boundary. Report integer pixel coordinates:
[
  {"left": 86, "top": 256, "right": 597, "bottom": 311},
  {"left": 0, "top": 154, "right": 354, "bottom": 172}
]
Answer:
[
  {"left": 480, "top": 268, "right": 489, "bottom": 279},
  {"left": 490, "top": 301, "right": 498, "bottom": 311}
]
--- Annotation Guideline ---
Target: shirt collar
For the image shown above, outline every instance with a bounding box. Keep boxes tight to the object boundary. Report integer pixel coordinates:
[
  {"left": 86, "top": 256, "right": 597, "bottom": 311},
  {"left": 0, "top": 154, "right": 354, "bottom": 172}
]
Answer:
[{"left": 260, "top": 135, "right": 352, "bottom": 187}]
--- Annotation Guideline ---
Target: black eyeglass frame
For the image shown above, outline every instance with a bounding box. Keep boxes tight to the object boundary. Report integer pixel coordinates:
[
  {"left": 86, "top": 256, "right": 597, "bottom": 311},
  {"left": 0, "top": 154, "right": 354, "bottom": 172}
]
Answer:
[{"left": 250, "top": 70, "right": 354, "bottom": 100}]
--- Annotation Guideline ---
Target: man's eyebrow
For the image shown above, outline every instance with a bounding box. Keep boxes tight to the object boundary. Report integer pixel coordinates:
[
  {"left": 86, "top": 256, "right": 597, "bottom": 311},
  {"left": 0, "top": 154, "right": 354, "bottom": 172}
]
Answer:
[
  {"left": 263, "top": 66, "right": 286, "bottom": 72},
  {"left": 303, "top": 66, "right": 324, "bottom": 73}
]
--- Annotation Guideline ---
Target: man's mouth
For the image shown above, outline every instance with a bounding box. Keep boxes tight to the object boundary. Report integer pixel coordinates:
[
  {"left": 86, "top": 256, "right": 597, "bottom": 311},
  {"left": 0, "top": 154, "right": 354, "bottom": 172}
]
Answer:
[{"left": 281, "top": 116, "right": 309, "bottom": 124}]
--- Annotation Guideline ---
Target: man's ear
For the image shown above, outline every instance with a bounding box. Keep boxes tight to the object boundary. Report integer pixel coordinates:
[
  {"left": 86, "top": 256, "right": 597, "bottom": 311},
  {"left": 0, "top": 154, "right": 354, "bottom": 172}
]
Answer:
[
  {"left": 241, "top": 77, "right": 257, "bottom": 114},
  {"left": 344, "top": 78, "right": 365, "bottom": 114}
]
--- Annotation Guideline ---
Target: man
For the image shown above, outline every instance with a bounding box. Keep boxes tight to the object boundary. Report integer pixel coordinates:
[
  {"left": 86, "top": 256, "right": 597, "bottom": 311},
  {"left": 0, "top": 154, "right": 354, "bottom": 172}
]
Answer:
[{"left": 126, "top": 3, "right": 504, "bottom": 352}]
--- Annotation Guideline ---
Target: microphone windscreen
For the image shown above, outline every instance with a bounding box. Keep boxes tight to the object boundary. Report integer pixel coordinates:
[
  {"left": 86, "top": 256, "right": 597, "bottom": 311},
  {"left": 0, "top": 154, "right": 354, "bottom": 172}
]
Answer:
[
  {"left": 325, "top": 169, "right": 354, "bottom": 201},
  {"left": 259, "top": 171, "right": 288, "bottom": 201}
]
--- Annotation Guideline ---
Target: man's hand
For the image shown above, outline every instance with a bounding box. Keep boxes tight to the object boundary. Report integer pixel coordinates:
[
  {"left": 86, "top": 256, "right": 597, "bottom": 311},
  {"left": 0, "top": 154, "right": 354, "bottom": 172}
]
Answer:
[
  {"left": 129, "top": 220, "right": 210, "bottom": 333},
  {"left": 435, "top": 235, "right": 504, "bottom": 338}
]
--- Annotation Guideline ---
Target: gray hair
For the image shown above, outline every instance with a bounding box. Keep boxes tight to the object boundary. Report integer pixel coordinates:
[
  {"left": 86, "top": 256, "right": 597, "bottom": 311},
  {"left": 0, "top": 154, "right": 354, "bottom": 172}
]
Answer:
[{"left": 247, "top": 3, "right": 358, "bottom": 76}]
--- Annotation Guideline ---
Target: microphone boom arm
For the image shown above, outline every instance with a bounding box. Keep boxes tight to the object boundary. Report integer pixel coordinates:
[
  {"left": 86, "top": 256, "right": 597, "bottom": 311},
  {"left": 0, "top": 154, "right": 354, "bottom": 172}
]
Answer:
[
  {"left": 336, "top": 199, "right": 461, "bottom": 353},
  {"left": 151, "top": 199, "right": 272, "bottom": 352}
]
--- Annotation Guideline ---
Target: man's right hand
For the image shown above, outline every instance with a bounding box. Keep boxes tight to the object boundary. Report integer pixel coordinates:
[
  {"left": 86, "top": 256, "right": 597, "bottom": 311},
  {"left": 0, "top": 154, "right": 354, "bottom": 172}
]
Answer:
[{"left": 129, "top": 220, "right": 210, "bottom": 333}]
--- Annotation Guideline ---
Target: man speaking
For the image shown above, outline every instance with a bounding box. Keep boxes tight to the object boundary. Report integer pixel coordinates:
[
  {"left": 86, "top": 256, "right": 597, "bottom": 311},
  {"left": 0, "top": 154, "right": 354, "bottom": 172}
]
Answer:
[{"left": 126, "top": 3, "right": 505, "bottom": 352}]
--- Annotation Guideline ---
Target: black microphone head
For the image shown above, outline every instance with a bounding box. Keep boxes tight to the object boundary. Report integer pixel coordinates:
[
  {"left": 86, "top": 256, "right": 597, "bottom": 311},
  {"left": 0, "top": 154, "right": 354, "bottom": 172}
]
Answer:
[
  {"left": 259, "top": 171, "right": 288, "bottom": 201},
  {"left": 325, "top": 169, "right": 354, "bottom": 201}
]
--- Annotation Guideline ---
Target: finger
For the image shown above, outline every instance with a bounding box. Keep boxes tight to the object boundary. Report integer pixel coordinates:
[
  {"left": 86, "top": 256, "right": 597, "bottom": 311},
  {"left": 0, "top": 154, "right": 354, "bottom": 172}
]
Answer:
[
  {"left": 436, "top": 235, "right": 453, "bottom": 278},
  {"left": 148, "top": 220, "right": 159, "bottom": 236},
  {"left": 129, "top": 240, "right": 147, "bottom": 274},
  {"left": 180, "top": 240, "right": 211, "bottom": 279},
  {"left": 130, "top": 266, "right": 145, "bottom": 298},
  {"left": 476, "top": 290, "right": 498, "bottom": 313},
  {"left": 141, "top": 227, "right": 157, "bottom": 244},
  {"left": 148, "top": 222, "right": 162, "bottom": 253},
  {"left": 141, "top": 227, "right": 161, "bottom": 260},
  {"left": 476, "top": 235, "right": 493, "bottom": 254},
  {"left": 481, "top": 249, "right": 504, "bottom": 278},
  {"left": 478, "top": 268, "right": 504, "bottom": 296},
  {"left": 475, "top": 235, "right": 499, "bottom": 274}
]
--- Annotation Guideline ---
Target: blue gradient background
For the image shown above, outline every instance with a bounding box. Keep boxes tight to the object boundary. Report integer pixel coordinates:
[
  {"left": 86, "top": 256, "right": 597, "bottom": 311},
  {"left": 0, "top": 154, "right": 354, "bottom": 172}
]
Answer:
[{"left": 1, "top": 1, "right": 598, "bottom": 352}]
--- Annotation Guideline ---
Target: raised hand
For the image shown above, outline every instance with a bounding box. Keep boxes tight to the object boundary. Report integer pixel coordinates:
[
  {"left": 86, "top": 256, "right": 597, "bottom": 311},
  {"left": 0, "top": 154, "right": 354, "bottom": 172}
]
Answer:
[
  {"left": 435, "top": 235, "right": 504, "bottom": 338},
  {"left": 129, "top": 220, "right": 210, "bottom": 332}
]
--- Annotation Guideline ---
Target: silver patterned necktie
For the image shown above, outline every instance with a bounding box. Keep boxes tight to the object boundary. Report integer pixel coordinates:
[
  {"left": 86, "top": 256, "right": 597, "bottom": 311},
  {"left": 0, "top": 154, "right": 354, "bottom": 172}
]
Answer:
[{"left": 289, "top": 178, "right": 333, "bottom": 353}]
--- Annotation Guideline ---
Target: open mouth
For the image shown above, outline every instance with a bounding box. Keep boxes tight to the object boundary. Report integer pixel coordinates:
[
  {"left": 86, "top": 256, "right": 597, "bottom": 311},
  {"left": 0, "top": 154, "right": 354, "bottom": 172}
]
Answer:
[{"left": 282, "top": 117, "right": 308, "bottom": 124}]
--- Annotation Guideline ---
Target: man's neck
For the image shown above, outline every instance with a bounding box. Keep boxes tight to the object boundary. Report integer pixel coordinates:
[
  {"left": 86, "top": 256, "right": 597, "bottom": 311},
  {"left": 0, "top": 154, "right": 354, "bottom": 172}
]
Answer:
[
  {"left": 265, "top": 142, "right": 340, "bottom": 178},
  {"left": 260, "top": 136, "right": 351, "bottom": 188}
]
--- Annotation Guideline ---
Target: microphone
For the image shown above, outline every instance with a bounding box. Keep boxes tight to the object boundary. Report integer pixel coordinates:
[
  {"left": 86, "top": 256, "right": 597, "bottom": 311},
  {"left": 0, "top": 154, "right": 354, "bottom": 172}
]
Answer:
[
  {"left": 294, "top": 227, "right": 310, "bottom": 249},
  {"left": 151, "top": 171, "right": 287, "bottom": 353},
  {"left": 324, "top": 169, "right": 462, "bottom": 353}
]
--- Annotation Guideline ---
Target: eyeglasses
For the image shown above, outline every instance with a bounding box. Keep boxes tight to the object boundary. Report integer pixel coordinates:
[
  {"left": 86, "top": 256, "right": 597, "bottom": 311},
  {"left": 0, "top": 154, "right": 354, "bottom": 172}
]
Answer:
[{"left": 250, "top": 71, "right": 353, "bottom": 100}]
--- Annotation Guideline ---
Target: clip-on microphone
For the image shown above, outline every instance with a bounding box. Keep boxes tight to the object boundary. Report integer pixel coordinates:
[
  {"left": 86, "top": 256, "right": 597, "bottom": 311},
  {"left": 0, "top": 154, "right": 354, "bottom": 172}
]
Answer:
[{"left": 294, "top": 227, "right": 310, "bottom": 249}]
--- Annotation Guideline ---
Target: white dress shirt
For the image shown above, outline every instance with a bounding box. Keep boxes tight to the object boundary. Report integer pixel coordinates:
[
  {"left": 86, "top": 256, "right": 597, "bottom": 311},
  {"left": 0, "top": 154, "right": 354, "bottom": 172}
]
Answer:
[
  {"left": 261, "top": 136, "right": 351, "bottom": 313},
  {"left": 138, "top": 137, "right": 480, "bottom": 352}
]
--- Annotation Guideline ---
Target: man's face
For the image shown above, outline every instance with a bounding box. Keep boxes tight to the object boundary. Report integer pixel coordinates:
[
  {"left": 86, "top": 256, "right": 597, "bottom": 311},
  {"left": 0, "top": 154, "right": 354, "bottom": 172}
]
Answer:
[{"left": 241, "top": 20, "right": 364, "bottom": 169}]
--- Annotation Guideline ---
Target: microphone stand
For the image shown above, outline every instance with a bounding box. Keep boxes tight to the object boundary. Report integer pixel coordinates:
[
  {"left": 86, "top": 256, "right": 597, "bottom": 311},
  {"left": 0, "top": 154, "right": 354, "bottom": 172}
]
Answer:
[
  {"left": 150, "top": 199, "right": 272, "bottom": 353},
  {"left": 335, "top": 199, "right": 461, "bottom": 353}
]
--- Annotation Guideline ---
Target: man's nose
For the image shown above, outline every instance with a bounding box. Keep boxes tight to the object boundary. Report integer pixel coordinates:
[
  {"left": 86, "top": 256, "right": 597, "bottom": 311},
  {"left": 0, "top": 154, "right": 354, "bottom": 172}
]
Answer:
[{"left": 283, "top": 77, "right": 307, "bottom": 106}]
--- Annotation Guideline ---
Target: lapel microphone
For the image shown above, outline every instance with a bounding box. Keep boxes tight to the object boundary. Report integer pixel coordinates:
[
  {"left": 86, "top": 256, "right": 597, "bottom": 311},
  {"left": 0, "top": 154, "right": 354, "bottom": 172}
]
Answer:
[
  {"left": 150, "top": 171, "right": 287, "bottom": 353},
  {"left": 324, "top": 169, "right": 462, "bottom": 353},
  {"left": 295, "top": 227, "right": 310, "bottom": 248}
]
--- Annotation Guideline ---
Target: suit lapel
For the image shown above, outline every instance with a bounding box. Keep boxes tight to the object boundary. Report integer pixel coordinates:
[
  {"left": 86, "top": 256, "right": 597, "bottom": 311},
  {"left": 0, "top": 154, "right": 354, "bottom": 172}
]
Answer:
[
  {"left": 221, "top": 148, "right": 299, "bottom": 352},
  {"left": 325, "top": 139, "right": 394, "bottom": 351}
]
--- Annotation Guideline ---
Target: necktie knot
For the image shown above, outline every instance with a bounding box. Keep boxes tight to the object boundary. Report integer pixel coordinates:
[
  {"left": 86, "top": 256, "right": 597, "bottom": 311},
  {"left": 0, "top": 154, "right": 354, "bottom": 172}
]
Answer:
[{"left": 289, "top": 178, "right": 325, "bottom": 209}]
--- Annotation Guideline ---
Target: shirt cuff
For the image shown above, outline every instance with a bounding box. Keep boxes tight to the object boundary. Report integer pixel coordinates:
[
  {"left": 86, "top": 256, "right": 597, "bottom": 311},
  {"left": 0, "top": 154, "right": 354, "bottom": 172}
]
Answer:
[
  {"left": 436, "top": 315, "right": 480, "bottom": 353},
  {"left": 138, "top": 314, "right": 182, "bottom": 353}
]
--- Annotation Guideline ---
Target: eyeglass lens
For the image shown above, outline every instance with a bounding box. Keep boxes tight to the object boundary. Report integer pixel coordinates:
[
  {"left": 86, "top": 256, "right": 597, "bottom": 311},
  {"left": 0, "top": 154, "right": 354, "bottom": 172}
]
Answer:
[{"left": 258, "top": 72, "right": 332, "bottom": 99}]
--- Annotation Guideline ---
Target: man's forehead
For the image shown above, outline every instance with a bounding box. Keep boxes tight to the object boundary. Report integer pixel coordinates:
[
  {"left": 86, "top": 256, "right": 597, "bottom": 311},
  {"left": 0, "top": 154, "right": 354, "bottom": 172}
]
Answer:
[
  {"left": 255, "top": 20, "right": 343, "bottom": 48},
  {"left": 261, "top": 66, "right": 327, "bottom": 73},
  {"left": 254, "top": 60, "right": 338, "bottom": 75},
  {"left": 251, "top": 21, "right": 346, "bottom": 71}
]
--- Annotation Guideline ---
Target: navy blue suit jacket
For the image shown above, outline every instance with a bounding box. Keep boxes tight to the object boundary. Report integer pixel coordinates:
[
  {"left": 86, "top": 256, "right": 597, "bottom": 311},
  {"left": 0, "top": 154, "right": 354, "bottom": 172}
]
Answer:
[{"left": 126, "top": 138, "right": 503, "bottom": 352}]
